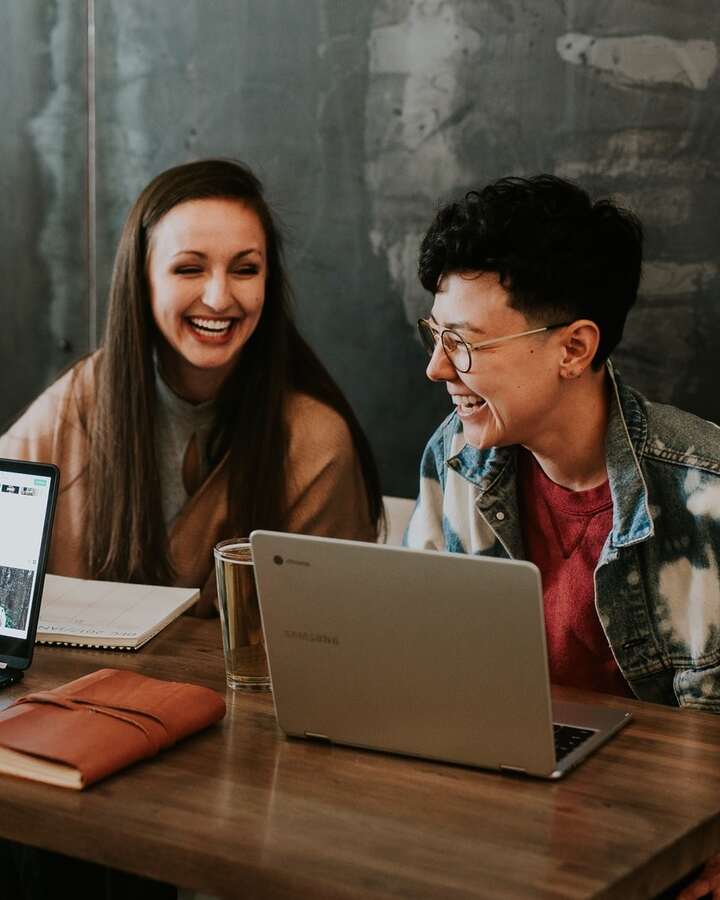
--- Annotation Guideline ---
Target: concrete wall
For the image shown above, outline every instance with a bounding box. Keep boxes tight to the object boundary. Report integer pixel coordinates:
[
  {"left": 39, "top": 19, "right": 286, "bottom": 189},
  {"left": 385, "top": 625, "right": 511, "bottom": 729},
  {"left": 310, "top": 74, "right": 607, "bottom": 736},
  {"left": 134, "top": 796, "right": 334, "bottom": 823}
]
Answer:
[
  {"left": 0, "top": 2, "right": 88, "bottom": 418},
  {"left": 2, "top": 0, "right": 718, "bottom": 497}
]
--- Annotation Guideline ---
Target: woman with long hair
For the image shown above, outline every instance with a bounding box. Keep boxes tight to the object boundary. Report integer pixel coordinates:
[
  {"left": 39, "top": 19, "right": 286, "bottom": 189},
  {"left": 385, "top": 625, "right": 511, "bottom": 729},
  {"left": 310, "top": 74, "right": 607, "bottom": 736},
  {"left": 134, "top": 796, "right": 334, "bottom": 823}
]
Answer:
[
  {"left": 0, "top": 159, "right": 382, "bottom": 612},
  {"left": 0, "top": 159, "right": 382, "bottom": 898}
]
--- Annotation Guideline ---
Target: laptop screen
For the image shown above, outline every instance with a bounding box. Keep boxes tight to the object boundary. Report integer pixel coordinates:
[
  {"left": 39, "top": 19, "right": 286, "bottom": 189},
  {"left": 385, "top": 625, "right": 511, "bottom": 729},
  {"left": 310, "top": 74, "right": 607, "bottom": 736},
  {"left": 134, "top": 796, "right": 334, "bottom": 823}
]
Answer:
[{"left": 0, "top": 459, "right": 59, "bottom": 669}]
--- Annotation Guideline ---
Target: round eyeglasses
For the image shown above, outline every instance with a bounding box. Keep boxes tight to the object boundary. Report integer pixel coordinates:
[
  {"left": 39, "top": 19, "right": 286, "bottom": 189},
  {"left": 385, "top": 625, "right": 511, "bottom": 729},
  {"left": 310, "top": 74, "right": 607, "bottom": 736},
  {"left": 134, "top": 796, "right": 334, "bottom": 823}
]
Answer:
[{"left": 417, "top": 318, "right": 572, "bottom": 373}]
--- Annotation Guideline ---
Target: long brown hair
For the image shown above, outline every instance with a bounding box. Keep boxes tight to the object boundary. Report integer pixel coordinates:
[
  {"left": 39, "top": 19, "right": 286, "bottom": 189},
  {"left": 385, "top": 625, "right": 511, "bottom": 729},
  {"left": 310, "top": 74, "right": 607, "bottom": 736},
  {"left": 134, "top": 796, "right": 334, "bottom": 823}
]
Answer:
[{"left": 87, "top": 159, "right": 382, "bottom": 583}]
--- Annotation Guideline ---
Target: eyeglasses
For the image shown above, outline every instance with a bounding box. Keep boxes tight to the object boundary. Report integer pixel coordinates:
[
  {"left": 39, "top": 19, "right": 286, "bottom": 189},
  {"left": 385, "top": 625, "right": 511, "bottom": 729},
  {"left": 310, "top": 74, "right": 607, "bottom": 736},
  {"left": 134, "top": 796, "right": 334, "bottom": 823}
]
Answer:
[{"left": 417, "top": 318, "right": 572, "bottom": 374}]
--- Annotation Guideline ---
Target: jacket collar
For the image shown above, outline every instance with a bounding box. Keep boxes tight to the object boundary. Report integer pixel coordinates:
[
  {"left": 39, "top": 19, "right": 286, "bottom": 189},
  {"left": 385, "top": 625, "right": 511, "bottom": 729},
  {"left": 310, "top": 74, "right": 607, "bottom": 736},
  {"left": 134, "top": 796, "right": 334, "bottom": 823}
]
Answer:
[{"left": 447, "top": 361, "right": 654, "bottom": 549}]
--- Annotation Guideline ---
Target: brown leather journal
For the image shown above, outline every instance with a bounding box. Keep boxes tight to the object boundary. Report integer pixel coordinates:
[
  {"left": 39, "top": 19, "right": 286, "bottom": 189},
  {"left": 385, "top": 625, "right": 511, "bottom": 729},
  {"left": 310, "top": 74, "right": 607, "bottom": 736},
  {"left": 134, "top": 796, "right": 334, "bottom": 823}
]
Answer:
[{"left": 0, "top": 668, "right": 226, "bottom": 789}]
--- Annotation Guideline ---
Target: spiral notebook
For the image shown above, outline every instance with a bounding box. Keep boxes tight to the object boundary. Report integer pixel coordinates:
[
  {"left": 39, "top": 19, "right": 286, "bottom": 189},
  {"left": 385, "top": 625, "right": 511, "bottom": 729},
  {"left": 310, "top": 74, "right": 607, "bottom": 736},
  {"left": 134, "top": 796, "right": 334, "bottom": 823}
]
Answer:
[{"left": 36, "top": 575, "right": 199, "bottom": 650}]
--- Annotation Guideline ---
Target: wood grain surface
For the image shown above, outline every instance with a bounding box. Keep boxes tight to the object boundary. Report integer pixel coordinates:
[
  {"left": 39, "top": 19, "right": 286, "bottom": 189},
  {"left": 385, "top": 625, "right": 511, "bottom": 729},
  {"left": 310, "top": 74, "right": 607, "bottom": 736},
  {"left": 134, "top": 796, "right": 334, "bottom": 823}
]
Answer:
[{"left": 0, "top": 619, "right": 718, "bottom": 899}]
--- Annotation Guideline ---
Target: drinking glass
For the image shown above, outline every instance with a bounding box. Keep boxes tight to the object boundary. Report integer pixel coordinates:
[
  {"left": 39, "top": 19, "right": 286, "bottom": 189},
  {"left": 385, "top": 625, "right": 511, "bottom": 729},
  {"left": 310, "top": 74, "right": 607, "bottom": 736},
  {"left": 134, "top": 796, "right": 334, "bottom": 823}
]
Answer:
[{"left": 214, "top": 538, "right": 270, "bottom": 692}]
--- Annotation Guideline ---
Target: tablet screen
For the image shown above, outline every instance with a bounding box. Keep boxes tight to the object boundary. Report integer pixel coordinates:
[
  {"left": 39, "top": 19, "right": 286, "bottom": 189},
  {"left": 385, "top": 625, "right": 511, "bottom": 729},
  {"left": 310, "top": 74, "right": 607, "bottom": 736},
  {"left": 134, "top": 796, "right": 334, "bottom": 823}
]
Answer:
[{"left": 0, "top": 459, "right": 58, "bottom": 669}]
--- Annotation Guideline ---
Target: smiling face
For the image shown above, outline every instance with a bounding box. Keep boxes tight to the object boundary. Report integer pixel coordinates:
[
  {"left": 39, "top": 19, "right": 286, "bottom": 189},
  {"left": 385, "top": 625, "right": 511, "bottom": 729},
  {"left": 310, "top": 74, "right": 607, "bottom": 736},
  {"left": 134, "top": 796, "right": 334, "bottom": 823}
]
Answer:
[
  {"left": 426, "top": 272, "right": 569, "bottom": 450},
  {"left": 147, "top": 197, "right": 267, "bottom": 400}
]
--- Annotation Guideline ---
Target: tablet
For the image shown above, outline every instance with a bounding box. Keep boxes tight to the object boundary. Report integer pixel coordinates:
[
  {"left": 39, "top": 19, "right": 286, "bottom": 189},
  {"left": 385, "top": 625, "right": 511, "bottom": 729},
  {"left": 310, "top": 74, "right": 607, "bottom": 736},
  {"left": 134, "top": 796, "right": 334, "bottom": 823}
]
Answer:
[{"left": 0, "top": 458, "right": 59, "bottom": 687}]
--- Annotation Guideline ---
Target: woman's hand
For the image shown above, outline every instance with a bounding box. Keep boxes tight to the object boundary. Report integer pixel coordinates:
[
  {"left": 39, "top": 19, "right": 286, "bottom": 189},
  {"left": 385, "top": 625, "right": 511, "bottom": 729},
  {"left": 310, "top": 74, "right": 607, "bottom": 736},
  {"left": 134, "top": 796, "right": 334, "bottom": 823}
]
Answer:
[{"left": 677, "top": 853, "right": 720, "bottom": 899}]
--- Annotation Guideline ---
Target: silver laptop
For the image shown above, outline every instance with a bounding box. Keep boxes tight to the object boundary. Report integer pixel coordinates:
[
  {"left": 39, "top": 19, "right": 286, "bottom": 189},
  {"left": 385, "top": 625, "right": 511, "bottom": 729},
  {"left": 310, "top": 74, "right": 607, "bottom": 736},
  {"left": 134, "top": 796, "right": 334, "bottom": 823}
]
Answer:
[{"left": 250, "top": 532, "right": 631, "bottom": 779}]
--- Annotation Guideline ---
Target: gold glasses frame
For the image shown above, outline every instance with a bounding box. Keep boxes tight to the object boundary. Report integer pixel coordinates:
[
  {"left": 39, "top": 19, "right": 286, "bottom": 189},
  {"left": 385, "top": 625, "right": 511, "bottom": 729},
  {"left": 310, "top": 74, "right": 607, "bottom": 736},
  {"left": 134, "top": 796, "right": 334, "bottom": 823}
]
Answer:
[{"left": 417, "top": 318, "right": 572, "bottom": 373}]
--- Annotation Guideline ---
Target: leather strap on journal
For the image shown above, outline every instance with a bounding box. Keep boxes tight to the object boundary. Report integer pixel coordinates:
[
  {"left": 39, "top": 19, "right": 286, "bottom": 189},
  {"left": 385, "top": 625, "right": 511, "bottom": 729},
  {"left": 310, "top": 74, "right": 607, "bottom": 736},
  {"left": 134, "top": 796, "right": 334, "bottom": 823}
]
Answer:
[{"left": 13, "top": 691, "right": 169, "bottom": 753}]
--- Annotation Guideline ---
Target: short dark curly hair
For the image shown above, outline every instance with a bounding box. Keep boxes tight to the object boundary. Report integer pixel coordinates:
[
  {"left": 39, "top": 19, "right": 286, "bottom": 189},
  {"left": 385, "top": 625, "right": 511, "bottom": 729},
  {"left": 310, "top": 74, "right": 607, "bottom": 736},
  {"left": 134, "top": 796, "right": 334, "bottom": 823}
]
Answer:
[{"left": 418, "top": 175, "right": 643, "bottom": 368}]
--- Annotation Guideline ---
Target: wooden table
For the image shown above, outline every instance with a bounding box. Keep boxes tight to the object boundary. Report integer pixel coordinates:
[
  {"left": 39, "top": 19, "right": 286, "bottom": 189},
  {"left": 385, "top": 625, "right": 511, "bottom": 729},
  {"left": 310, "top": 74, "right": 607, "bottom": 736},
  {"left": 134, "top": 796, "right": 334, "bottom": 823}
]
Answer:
[{"left": 0, "top": 618, "right": 719, "bottom": 899}]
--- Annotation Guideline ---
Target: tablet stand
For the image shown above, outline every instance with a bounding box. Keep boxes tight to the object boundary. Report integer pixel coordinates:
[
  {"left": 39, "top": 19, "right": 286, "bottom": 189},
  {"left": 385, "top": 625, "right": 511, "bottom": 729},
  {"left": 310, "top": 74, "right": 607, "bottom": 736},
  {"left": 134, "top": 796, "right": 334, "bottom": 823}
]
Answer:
[{"left": 0, "top": 668, "right": 24, "bottom": 689}]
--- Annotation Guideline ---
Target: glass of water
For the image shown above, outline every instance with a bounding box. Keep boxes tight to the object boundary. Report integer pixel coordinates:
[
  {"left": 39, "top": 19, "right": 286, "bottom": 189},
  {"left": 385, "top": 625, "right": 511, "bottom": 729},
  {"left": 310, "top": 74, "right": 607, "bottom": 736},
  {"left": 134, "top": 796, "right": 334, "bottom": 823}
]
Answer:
[{"left": 214, "top": 538, "right": 270, "bottom": 692}]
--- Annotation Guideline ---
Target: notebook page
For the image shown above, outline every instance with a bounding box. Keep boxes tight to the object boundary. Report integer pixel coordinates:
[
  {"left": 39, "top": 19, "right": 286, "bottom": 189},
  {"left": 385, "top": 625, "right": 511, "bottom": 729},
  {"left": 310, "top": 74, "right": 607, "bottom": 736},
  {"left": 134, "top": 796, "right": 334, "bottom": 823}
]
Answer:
[{"left": 37, "top": 574, "right": 198, "bottom": 642}]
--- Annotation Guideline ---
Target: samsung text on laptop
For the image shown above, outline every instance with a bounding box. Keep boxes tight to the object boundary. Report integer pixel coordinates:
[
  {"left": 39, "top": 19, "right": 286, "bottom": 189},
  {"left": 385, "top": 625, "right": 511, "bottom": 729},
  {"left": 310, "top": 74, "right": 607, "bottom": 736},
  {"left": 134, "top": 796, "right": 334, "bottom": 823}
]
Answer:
[{"left": 250, "top": 532, "right": 631, "bottom": 780}]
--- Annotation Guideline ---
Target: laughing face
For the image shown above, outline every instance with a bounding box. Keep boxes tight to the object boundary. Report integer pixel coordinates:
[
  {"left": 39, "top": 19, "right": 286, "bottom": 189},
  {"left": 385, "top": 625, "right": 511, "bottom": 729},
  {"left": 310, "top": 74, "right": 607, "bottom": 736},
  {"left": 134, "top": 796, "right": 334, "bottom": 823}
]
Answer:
[
  {"left": 426, "top": 272, "right": 567, "bottom": 450},
  {"left": 147, "top": 197, "right": 267, "bottom": 400}
]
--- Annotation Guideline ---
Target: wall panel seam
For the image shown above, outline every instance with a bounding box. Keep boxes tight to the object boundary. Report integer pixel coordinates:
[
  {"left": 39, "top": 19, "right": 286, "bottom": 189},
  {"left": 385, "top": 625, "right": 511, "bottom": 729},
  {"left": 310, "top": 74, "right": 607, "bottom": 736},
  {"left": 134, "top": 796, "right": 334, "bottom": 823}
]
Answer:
[{"left": 86, "top": 0, "right": 97, "bottom": 350}]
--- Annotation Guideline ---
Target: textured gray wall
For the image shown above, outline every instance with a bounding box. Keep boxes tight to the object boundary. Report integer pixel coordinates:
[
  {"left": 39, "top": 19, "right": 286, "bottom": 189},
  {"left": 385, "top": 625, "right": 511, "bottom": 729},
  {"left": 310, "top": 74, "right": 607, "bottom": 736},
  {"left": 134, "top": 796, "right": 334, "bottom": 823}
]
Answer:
[
  {"left": 0, "top": 1, "right": 88, "bottom": 419},
  {"left": 2, "top": 1, "right": 719, "bottom": 497}
]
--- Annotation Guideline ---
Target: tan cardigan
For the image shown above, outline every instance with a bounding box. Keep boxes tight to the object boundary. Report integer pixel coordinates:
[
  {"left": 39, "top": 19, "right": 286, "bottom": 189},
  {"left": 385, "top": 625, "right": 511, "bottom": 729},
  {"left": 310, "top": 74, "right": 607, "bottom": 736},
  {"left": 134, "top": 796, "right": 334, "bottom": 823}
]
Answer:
[{"left": 0, "top": 358, "right": 376, "bottom": 616}]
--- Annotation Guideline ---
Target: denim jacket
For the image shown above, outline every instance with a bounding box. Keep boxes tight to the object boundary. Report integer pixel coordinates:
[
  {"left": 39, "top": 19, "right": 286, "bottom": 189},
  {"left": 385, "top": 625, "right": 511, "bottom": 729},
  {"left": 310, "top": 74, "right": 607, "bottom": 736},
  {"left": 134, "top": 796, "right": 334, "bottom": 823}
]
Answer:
[{"left": 405, "top": 364, "right": 720, "bottom": 712}]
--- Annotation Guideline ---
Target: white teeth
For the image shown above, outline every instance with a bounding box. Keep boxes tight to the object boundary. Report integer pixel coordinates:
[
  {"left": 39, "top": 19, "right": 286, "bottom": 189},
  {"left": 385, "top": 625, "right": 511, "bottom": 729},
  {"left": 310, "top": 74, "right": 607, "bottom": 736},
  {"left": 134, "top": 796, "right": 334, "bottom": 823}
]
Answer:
[
  {"left": 452, "top": 394, "right": 484, "bottom": 409},
  {"left": 188, "top": 317, "right": 233, "bottom": 332}
]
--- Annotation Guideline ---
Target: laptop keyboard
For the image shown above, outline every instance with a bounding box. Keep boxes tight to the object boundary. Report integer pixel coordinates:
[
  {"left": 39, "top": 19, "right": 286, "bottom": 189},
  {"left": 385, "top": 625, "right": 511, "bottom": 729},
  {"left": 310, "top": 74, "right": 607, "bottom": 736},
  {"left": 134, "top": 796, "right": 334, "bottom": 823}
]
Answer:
[{"left": 553, "top": 724, "right": 595, "bottom": 761}]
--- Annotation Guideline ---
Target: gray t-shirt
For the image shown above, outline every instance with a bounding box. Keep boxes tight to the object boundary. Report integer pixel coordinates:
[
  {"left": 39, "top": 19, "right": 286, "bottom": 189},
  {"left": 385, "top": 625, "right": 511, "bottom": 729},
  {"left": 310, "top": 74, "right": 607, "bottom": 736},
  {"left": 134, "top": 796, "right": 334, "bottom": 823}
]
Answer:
[{"left": 154, "top": 371, "right": 218, "bottom": 528}]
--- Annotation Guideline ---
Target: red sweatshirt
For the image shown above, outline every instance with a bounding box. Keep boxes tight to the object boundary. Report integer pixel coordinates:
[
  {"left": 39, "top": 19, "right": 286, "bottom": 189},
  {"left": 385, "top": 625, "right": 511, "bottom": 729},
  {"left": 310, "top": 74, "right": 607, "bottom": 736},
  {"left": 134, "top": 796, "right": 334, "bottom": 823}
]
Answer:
[{"left": 517, "top": 449, "right": 633, "bottom": 698}]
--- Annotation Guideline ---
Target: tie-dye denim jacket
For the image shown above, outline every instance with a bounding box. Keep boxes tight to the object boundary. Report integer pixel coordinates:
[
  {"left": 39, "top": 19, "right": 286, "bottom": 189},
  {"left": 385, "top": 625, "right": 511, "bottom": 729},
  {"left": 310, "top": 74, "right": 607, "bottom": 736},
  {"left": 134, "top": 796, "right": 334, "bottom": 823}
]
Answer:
[{"left": 405, "top": 364, "right": 720, "bottom": 712}]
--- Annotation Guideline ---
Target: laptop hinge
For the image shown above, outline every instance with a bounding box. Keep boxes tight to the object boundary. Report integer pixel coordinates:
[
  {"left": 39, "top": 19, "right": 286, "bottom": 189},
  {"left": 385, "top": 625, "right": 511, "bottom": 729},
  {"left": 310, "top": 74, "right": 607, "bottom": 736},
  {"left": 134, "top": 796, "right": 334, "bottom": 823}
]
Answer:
[{"left": 499, "top": 763, "right": 526, "bottom": 775}]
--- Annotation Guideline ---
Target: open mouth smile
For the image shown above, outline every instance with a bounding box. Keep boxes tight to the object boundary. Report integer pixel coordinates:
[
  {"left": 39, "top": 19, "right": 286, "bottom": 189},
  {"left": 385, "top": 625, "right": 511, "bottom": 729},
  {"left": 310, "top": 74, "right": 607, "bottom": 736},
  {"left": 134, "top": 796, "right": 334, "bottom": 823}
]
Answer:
[
  {"left": 451, "top": 393, "right": 487, "bottom": 417},
  {"left": 186, "top": 316, "right": 236, "bottom": 335}
]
